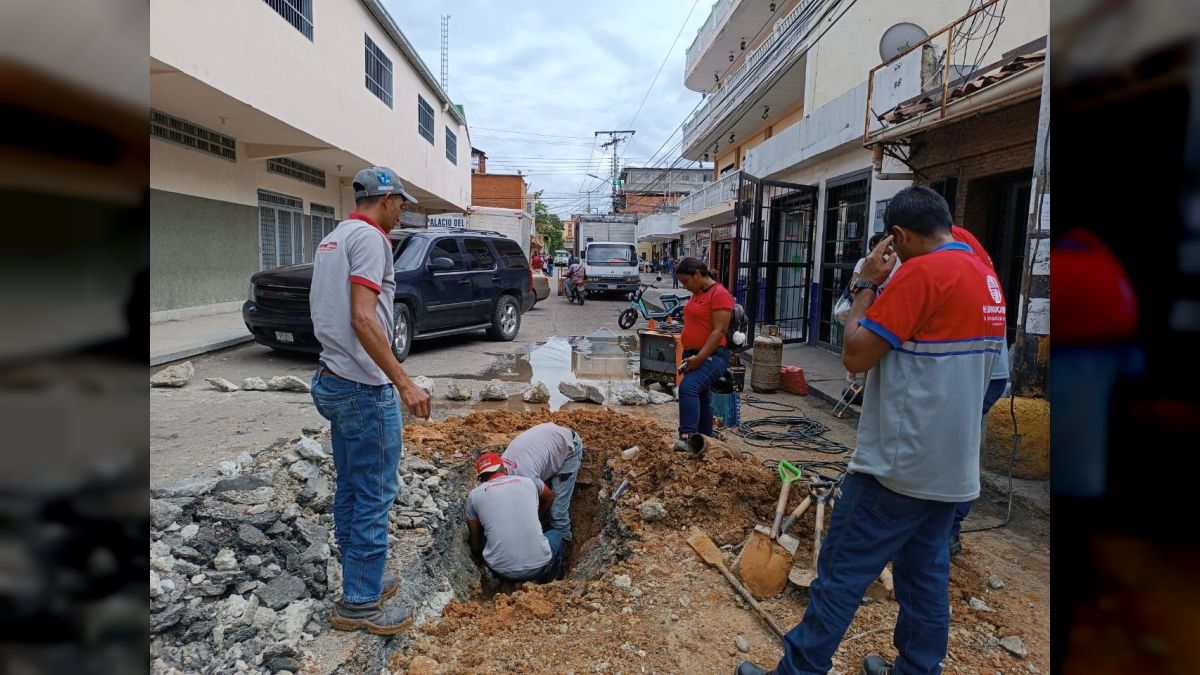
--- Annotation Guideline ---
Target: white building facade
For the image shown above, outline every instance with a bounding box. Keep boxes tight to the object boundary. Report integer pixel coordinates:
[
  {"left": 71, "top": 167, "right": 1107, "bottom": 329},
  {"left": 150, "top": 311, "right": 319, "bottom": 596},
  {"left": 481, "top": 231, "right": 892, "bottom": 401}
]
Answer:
[{"left": 150, "top": 0, "right": 471, "bottom": 319}]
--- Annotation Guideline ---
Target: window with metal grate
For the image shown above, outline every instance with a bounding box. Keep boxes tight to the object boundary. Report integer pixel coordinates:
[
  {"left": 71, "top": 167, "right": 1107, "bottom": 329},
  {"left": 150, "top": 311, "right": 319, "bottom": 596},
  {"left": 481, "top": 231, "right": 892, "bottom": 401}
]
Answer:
[
  {"left": 365, "top": 35, "right": 393, "bottom": 107},
  {"left": 151, "top": 110, "right": 236, "bottom": 161},
  {"left": 258, "top": 190, "right": 305, "bottom": 269},
  {"left": 267, "top": 157, "right": 326, "bottom": 188},
  {"left": 418, "top": 95, "right": 435, "bottom": 144},
  {"left": 445, "top": 127, "right": 457, "bottom": 164},
  {"left": 310, "top": 203, "right": 337, "bottom": 258},
  {"left": 262, "top": 0, "right": 312, "bottom": 40}
]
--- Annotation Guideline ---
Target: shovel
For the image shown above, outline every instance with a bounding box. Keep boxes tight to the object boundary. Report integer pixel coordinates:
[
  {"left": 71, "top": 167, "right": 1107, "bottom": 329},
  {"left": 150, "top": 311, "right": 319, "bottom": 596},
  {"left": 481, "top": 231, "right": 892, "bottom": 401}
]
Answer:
[
  {"left": 688, "top": 528, "right": 787, "bottom": 642},
  {"left": 789, "top": 483, "right": 833, "bottom": 589},
  {"left": 734, "top": 463, "right": 806, "bottom": 599}
]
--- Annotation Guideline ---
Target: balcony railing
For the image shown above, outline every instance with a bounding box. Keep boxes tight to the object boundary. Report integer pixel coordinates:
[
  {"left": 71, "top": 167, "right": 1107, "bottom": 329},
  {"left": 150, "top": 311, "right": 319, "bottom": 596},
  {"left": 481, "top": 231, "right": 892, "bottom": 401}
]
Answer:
[
  {"left": 683, "top": 0, "right": 820, "bottom": 155},
  {"left": 679, "top": 170, "right": 740, "bottom": 221},
  {"left": 685, "top": 0, "right": 737, "bottom": 75},
  {"left": 637, "top": 211, "right": 683, "bottom": 241}
]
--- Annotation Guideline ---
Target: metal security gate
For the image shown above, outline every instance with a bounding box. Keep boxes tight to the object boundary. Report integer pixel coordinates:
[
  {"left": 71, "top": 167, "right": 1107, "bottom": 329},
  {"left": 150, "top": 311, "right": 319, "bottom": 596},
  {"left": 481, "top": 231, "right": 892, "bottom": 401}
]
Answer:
[
  {"left": 818, "top": 173, "right": 871, "bottom": 349},
  {"left": 734, "top": 173, "right": 818, "bottom": 343}
]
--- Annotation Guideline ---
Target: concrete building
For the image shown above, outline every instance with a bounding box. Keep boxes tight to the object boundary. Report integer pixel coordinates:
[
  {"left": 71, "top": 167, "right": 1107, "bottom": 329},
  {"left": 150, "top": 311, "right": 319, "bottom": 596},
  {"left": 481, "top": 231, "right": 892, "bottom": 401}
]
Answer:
[
  {"left": 619, "top": 166, "right": 711, "bottom": 264},
  {"left": 676, "top": 0, "right": 1047, "bottom": 347},
  {"left": 150, "top": 0, "right": 471, "bottom": 320}
]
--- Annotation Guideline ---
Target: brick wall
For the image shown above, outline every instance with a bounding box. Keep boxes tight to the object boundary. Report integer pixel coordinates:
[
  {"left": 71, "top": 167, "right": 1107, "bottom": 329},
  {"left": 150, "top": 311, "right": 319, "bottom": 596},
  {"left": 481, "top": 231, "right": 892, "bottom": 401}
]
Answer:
[
  {"left": 471, "top": 173, "right": 525, "bottom": 209},
  {"left": 621, "top": 193, "right": 684, "bottom": 214},
  {"left": 911, "top": 99, "right": 1039, "bottom": 237}
]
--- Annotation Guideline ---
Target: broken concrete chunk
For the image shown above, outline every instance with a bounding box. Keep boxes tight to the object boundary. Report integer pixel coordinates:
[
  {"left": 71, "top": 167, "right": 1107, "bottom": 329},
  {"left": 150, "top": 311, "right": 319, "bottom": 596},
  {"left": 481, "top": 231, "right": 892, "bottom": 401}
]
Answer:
[
  {"left": 616, "top": 387, "right": 649, "bottom": 406},
  {"left": 647, "top": 389, "right": 675, "bottom": 405},
  {"left": 988, "top": 576, "right": 1005, "bottom": 589},
  {"left": 150, "top": 499, "right": 183, "bottom": 531},
  {"left": 292, "top": 437, "right": 327, "bottom": 462},
  {"left": 205, "top": 377, "right": 239, "bottom": 392},
  {"left": 151, "top": 361, "right": 195, "bottom": 388},
  {"left": 969, "top": 597, "right": 993, "bottom": 613},
  {"left": 212, "top": 549, "right": 238, "bottom": 572},
  {"left": 445, "top": 382, "right": 473, "bottom": 401},
  {"left": 638, "top": 499, "right": 667, "bottom": 522},
  {"left": 241, "top": 377, "right": 269, "bottom": 391},
  {"left": 558, "top": 380, "right": 588, "bottom": 401},
  {"left": 735, "top": 635, "right": 750, "bottom": 653},
  {"left": 523, "top": 381, "right": 551, "bottom": 403},
  {"left": 412, "top": 376, "right": 435, "bottom": 397},
  {"left": 583, "top": 383, "right": 606, "bottom": 404},
  {"left": 255, "top": 574, "right": 307, "bottom": 610},
  {"left": 1000, "top": 636, "right": 1028, "bottom": 659},
  {"left": 612, "top": 574, "right": 632, "bottom": 590},
  {"left": 288, "top": 460, "right": 319, "bottom": 482},
  {"left": 479, "top": 380, "right": 508, "bottom": 401},
  {"left": 267, "top": 376, "right": 311, "bottom": 393}
]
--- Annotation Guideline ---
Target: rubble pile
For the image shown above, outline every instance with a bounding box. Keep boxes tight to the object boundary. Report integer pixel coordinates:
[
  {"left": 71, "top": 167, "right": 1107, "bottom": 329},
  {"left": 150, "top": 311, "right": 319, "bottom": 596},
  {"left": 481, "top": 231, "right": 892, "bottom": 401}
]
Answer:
[{"left": 148, "top": 435, "right": 461, "bottom": 674}]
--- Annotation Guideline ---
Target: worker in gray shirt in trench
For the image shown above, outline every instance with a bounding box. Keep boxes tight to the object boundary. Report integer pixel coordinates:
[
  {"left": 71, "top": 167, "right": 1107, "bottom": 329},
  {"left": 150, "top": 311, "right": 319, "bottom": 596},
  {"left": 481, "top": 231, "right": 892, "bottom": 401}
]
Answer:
[{"left": 501, "top": 422, "right": 584, "bottom": 555}]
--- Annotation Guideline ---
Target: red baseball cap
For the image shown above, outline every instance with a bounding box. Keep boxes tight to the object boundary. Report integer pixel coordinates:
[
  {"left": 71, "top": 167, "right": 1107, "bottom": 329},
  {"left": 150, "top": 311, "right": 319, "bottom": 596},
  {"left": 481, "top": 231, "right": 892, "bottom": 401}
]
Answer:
[{"left": 475, "top": 452, "right": 504, "bottom": 477}]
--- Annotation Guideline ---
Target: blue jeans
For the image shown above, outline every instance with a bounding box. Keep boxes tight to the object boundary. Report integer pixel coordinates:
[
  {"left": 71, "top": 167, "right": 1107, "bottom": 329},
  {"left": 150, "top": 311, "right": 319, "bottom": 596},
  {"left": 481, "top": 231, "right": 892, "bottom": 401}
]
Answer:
[
  {"left": 776, "top": 473, "right": 955, "bottom": 675},
  {"left": 548, "top": 433, "right": 583, "bottom": 542},
  {"left": 491, "top": 530, "right": 564, "bottom": 584},
  {"left": 677, "top": 348, "right": 731, "bottom": 437},
  {"left": 949, "top": 377, "right": 1010, "bottom": 542},
  {"left": 310, "top": 369, "right": 402, "bottom": 605}
]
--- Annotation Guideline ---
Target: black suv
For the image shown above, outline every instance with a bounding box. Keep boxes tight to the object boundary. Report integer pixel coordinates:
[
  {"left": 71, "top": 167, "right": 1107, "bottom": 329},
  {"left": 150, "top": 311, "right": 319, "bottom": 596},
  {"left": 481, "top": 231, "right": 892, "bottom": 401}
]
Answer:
[{"left": 243, "top": 228, "right": 536, "bottom": 361}]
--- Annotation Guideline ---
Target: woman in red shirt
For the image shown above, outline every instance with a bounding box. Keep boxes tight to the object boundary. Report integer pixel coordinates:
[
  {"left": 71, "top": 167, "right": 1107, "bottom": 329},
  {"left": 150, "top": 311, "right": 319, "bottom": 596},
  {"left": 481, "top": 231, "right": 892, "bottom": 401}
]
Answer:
[{"left": 673, "top": 257, "right": 735, "bottom": 450}]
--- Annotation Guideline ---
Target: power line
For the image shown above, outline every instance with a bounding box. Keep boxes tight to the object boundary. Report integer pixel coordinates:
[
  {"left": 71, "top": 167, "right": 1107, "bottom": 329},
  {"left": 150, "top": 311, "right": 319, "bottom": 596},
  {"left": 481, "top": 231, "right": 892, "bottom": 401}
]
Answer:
[{"left": 625, "top": 0, "right": 704, "bottom": 131}]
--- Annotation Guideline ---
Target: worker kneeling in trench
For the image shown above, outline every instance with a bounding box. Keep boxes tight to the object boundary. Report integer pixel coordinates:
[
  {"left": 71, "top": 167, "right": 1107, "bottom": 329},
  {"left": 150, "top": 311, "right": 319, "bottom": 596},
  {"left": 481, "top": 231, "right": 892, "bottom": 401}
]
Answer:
[{"left": 466, "top": 452, "right": 563, "bottom": 584}]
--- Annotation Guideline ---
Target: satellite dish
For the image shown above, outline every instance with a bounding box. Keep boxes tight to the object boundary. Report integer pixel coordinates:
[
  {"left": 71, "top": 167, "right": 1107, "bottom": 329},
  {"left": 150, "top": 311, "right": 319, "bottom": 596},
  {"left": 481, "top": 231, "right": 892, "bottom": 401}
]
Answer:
[{"left": 879, "top": 22, "right": 928, "bottom": 61}]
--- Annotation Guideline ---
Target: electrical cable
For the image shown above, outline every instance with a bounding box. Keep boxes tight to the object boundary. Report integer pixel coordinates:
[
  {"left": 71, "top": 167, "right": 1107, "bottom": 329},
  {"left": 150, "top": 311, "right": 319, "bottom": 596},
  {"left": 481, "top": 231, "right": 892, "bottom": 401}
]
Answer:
[{"left": 731, "top": 415, "right": 853, "bottom": 455}]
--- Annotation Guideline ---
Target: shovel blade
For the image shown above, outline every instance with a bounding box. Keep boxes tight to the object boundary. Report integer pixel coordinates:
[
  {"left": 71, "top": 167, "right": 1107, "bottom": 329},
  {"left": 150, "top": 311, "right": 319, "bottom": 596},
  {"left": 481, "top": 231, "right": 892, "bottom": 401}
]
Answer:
[
  {"left": 789, "top": 567, "right": 817, "bottom": 588},
  {"left": 735, "top": 530, "right": 793, "bottom": 599}
]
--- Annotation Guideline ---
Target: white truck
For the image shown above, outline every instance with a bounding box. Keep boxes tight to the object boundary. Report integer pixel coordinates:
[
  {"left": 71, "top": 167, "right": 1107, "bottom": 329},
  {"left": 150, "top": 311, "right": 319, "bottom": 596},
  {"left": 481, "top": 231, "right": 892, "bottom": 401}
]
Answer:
[
  {"left": 468, "top": 206, "right": 533, "bottom": 258},
  {"left": 573, "top": 214, "right": 640, "bottom": 296}
]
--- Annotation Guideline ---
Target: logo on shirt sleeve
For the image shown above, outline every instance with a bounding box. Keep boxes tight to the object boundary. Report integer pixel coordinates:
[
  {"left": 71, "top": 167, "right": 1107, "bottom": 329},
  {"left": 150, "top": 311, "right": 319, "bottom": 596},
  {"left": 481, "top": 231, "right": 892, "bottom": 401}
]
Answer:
[
  {"left": 986, "top": 275, "right": 1003, "bottom": 304},
  {"left": 317, "top": 241, "right": 338, "bottom": 253}
]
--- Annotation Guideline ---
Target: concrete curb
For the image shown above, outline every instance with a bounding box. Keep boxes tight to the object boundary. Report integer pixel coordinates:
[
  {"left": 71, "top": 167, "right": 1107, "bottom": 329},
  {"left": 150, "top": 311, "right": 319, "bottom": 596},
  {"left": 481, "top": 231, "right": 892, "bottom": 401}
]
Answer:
[{"left": 150, "top": 334, "right": 254, "bottom": 366}]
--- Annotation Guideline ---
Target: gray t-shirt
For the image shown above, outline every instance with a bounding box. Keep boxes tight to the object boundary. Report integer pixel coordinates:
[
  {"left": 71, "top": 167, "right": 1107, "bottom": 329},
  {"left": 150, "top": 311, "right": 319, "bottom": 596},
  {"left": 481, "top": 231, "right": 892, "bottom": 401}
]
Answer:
[
  {"left": 465, "top": 475, "right": 550, "bottom": 575},
  {"left": 311, "top": 216, "right": 395, "bottom": 386},
  {"left": 501, "top": 423, "right": 577, "bottom": 482}
]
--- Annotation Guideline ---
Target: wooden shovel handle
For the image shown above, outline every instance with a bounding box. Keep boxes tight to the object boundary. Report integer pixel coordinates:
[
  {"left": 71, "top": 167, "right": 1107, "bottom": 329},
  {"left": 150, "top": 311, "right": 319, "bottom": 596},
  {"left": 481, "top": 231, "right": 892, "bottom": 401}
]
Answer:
[
  {"left": 779, "top": 494, "right": 813, "bottom": 536},
  {"left": 769, "top": 481, "right": 792, "bottom": 539},
  {"left": 713, "top": 560, "right": 788, "bottom": 641},
  {"left": 813, "top": 498, "right": 826, "bottom": 565}
]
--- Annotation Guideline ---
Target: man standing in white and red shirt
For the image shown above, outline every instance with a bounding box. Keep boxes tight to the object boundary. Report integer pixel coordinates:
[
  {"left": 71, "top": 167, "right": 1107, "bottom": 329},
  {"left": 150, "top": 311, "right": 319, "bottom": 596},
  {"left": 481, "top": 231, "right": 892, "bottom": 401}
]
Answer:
[
  {"left": 738, "top": 187, "right": 1006, "bottom": 675},
  {"left": 309, "top": 166, "right": 431, "bottom": 635}
]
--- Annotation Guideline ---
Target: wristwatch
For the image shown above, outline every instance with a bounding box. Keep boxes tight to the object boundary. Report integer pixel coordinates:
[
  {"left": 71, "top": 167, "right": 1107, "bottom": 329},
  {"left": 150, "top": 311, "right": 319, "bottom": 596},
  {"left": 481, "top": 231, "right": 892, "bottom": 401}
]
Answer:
[{"left": 850, "top": 278, "right": 880, "bottom": 296}]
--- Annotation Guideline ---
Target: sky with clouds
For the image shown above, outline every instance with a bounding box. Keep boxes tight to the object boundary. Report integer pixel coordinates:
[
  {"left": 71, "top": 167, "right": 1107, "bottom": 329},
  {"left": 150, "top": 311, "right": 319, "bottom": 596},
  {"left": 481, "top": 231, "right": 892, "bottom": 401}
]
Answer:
[{"left": 388, "top": 0, "right": 713, "bottom": 218}]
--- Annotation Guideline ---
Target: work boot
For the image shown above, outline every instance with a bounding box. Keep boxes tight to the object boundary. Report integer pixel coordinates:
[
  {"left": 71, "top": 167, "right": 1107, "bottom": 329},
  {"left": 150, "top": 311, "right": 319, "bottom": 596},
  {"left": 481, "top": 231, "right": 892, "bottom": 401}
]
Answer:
[
  {"left": 735, "top": 661, "right": 773, "bottom": 675},
  {"left": 381, "top": 570, "right": 400, "bottom": 600},
  {"left": 330, "top": 599, "right": 412, "bottom": 635},
  {"left": 860, "top": 654, "right": 894, "bottom": 675}
]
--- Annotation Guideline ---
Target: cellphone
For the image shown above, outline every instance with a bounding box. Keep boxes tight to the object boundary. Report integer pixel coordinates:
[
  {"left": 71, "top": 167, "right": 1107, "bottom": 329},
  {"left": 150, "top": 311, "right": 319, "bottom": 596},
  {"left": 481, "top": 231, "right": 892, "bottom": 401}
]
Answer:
[{"left": 678, "top": 362, "right": 688, "bottom": 374}]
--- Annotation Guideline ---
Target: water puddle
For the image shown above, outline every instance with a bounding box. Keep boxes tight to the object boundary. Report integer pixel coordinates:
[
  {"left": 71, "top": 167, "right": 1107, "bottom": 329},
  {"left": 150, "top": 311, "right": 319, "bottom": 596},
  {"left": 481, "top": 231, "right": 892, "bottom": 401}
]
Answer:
[{"left": 446, "top": 329, "right": 641, "bottom": 411}]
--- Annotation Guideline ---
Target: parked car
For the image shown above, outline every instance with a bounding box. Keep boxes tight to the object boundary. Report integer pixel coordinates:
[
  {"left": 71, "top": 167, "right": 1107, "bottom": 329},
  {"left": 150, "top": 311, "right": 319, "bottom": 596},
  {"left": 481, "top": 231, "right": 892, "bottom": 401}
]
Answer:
[
  {"left": 532, "top": 273, "right": 550, "bottom": 305},
  {"left": 243, "top": 228, "right": 536, "bottom": 361}
]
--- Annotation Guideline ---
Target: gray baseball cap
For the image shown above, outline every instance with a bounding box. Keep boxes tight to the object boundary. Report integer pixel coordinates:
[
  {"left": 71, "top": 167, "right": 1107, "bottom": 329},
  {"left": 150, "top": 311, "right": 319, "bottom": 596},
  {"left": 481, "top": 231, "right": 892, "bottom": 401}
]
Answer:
[{"left": 352, "top": 166, "right": 418, "bottom": 204}]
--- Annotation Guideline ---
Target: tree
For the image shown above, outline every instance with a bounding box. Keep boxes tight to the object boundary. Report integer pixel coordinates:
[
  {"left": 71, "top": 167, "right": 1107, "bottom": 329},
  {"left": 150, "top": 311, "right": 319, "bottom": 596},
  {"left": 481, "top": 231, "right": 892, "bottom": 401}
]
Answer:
[{"left": 532, "top": 190, "right": 564, "bottom": 252}]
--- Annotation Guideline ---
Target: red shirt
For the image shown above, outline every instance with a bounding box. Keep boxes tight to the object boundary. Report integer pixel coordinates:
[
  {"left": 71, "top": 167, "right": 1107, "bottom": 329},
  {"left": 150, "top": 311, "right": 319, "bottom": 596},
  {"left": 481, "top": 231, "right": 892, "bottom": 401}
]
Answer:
[
  {"left": 951, "top": 226, "right": 994, "bottom": 271},
  {"left": 681, "top": 282, "right": 735, "bottom": 350}
]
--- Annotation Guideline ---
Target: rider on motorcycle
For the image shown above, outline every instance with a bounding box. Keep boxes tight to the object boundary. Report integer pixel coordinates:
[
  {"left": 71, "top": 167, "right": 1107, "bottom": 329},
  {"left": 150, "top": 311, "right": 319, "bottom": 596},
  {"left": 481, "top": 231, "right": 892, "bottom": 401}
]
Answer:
[{"left": 565, "top": 256, "right": 587, "bottom": 300}]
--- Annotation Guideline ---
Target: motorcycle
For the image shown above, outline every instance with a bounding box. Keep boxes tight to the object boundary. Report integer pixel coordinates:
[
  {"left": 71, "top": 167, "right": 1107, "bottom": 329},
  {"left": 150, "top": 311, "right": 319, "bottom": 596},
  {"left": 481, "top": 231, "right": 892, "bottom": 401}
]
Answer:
[
  {"left": 618, "top": 278, "right": 686, "bottom": 329},
  {"left": 565, "top": 276, "right": 586, "bottom": 305}
]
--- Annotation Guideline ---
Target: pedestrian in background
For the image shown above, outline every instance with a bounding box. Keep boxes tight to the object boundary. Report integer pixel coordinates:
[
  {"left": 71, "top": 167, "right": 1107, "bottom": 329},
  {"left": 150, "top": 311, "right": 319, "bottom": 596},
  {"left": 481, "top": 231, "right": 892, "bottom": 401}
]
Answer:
[{"left": 309, "top": 166, "right": 432, "bottom": 635}]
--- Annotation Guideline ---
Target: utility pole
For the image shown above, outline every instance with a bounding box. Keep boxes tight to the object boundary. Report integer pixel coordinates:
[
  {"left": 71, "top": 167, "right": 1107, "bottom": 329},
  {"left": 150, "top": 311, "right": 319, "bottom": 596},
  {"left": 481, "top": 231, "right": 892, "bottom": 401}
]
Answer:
[{"left": 595, "top": 130, "right": 635, "bottom": 214}]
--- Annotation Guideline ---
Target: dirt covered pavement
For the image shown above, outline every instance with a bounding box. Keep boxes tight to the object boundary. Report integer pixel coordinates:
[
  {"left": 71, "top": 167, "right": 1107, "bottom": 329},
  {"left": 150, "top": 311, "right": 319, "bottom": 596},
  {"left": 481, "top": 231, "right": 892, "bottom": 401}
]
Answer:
[{"left": 386, "top": 407, "right": 1049, "bottom": 675}]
